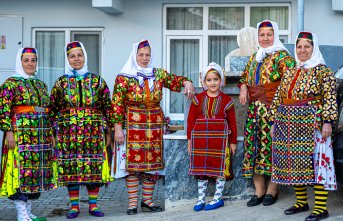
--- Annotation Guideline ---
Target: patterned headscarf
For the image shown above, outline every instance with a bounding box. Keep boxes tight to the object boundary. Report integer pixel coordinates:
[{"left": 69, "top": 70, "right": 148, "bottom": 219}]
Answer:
[
  {"left": 64, "top": 41, "right": 89, "bottom": 77},
  {"left": 120, "top": 39, "right": 155, "bottom": 91},
  {"left": 295, "top": 32, "right": 325, "bottom": 69},
  {"left": 13, "top": 47, "right": 38, "bottom": 79},
  {"left": 201, "top": 62, "right": 225, "bottom": 90},
  {"left": 255, "top": 20, "right": 289, "bottom": 62}
]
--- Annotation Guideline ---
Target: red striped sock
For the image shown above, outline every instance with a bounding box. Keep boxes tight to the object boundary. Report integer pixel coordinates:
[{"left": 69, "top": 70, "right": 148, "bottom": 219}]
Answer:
[
  {"left": 126, "top": 175, "right": 139, "bottom": 209},
  {"left": 142, "top": 179, "right": 156, "bottom": 207}
]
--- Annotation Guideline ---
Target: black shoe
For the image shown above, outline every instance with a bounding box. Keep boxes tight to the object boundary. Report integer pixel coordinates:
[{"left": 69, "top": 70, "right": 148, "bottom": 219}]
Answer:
[
  {"left": 247, "top": 194, "right": 265, "bottom": 207},
  {"left": 141, "top": 201, "right": 163, "bottom": 212},
  {"left": 305, "top": 210, "right": 329, "bottom": 221},
  {"left": 263, "top": 193, "right": 278, "bottom": 206},
  {"left": 284, "top": 204, "right": 309, "bottom": 215},
  {"left": 127, "top": 208, "right": 137, "bottom": 215}
]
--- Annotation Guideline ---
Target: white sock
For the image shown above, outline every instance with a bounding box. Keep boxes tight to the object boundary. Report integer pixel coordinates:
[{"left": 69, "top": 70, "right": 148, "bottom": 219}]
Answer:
[
  {"left": 196, "top": 179, "right": 208, "bottom": 205},
  {"left": 26, "top": 200, "right": 37, "bottom": 219},
  {"left": 14, "top": 200, "right": 32, "bottom": 221},
  {"left": 209, "top": 178, "right": 225, "bottom": 205}
]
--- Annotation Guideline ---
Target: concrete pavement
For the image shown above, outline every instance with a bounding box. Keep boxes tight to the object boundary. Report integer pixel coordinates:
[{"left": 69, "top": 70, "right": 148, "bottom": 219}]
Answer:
[{"left": 1, "top": 179, "right": 343, "bottom": 221}]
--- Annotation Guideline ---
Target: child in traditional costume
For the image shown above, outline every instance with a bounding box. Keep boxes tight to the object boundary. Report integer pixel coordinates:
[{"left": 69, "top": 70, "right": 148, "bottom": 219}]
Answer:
[{"left": 187, "top": 62, "right": 237, "bottom": 211}]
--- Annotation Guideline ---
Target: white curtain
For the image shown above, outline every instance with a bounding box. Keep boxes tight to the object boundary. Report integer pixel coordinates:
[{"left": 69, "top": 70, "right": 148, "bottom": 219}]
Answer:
[
  {"left": 73, "top": 33, "right": 100, "bottom": 74},
  {"left": 209, "top": 36, "right": 238, "bottom": 68},
  {"left": 167, "top": 7, "right": 203, "bottom": 30},
  {"left": 250, "top": 6, "right": 288, "bottom": 30},
  {"left": 208, "top": 7, "right": 244, "bottom": 30},
  {"left": 170, "top": 39, "right": 200, "bottom": 113},
  {"left": 35, "top": 31, "right": 65, "bottom": 91}
]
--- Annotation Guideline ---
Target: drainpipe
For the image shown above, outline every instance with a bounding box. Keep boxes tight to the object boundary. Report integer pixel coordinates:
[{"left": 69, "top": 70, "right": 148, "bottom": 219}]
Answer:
[{"left": 298, "top": 0, "right": 305, "bottom": 32}]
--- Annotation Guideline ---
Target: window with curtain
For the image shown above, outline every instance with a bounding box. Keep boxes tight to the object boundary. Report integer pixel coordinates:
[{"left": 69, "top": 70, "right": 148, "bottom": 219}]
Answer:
[
  {"left": 208, "top": 7, "right": 244, "bottom": 30},
  {"left": 34, "top": 29, "right": 103, "bottom": 91},
  {"left": 167, "top": 7, "right": 203, "bottom": 30},
  {"left": 35, "top": 31, "right": 65, "bottom": 91},
  {"left": 209, "top": 36, "right": 238, "bottom": 68},
  {"left": 169, "top": 39, "right": 200, "bottom": 113},
  {"left": 164, "top": 4, "right": 291, "bottom": 119},
  {"left": 250, "top": 6, "right": 289, "bottom": 30}
]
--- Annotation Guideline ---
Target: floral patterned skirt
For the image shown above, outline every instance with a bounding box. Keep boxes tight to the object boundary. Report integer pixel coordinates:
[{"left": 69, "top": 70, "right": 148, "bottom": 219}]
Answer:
[
  {"left": 56, "top": 108, "right": 111, "bottom": 185},
  {"left": 125, "top": 106, "right": 164, "bottom": 172},
  {"left": 1, "top": 111, "right": 55, "bottom": 197}
]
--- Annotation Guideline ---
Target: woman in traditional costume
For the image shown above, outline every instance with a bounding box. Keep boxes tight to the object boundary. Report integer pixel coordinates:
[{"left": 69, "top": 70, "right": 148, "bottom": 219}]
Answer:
[
  {"left": 0, "top": 47, "right": 54, "bottom": 221},
  {"left": 49, "top": 41, "right": 113, "bottom": 219},
  {"left": 112, "top": 39, "right": 194, "bottom": 215},
  {"left": 270, "top": 32, "right": 337, "bottom": 221},
  {"left": 239, "top": 20, "right": 295, "bottom": 206},
  {"left": 187, "top": 62, "right": 237, "bottom": 211}
]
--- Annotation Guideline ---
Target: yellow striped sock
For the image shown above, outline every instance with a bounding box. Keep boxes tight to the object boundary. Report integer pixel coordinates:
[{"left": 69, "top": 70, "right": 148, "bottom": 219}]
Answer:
[
  {"left": 313, "top": 185, "right": 328, "bottom": 215},
  {"left": 294, "top": 185, "right": 307, "bottom": 208}
]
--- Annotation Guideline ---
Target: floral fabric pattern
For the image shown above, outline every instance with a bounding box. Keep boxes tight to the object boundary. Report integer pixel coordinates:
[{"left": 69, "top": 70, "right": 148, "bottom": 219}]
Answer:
[
  {"left": 0, "top": 77, "right": 54, "bottom": 196},
  {"left": 111, "top": 68, "right": 189, "bottom": 179},
  {"left": 50, "top": 73, "right": 113, "bottom": 185},
  {"left": 240, "top": 50, "right": 295, "bottom": 178}
]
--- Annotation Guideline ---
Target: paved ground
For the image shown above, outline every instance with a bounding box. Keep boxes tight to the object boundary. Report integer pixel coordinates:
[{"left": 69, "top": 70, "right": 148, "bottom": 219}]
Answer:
[{"left": 1, "top": 179, "right": 343, "bottom": 221}]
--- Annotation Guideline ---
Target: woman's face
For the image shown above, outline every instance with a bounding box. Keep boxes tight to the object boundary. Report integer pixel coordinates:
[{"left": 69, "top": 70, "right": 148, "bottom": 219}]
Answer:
[
  {"left": 21, "top": 54, "right": 37, "bottom": 75},
  {"left": 67, "top": 49, "right": 85, "bottom": 70},
  {"left": 136, "top": 47, "right": 151, "bottom": 68},
  {"left": 204, "top": 71, "right": 221, "bottom": 94},
  {"left": 296, "top": 39, "right": 314, "bottom": 63},
  {"left": 258, "top": 29, "right": 274, "bottom": 48}
]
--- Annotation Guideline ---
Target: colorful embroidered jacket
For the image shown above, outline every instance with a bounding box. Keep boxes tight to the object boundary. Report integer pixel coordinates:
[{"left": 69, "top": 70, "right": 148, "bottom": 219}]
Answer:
[
  {"left": 270, "top": 64, "right": 338, "bottom": 126},
  {"left": 112, "top": 68, "right": 190, "bottom": 125},
  {"left": 187, "top": 91, "right": 237, "bottom": 144},
  {"left": 49, "top": 73, "right": 113, "bottom": 128},
  {"left": 0, "top": 77, "right": 50, "bottom": 132},
  {"left": 239, "top": 50, "right": 295, "bottom": 87}
]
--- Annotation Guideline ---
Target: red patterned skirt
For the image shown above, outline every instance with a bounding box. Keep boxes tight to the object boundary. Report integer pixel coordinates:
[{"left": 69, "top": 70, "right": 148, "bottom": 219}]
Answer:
[
  {"left": 189, "top": 119, "right": 233, "bottom": 179},
  {"left": 126, "top": 106, "right": 164, "bottom": 172}
]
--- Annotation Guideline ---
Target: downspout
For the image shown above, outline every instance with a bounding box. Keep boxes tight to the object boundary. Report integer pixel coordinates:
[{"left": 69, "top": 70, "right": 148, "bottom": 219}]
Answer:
[{"left": 298, "top": 0, "right": 305, "bottom": 32}]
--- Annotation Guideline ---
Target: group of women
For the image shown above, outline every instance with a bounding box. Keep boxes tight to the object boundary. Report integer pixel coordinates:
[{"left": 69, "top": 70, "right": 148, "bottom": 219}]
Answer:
[
  {"left": 240, "top": 20, "right": 337, "bottom": 221},
  {"left": 0, "top": 18, "right": 338, "bottom": 221}
]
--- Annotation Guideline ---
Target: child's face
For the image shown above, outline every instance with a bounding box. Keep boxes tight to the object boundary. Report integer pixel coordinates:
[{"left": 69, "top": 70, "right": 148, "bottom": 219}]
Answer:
[{"left": 204, "top": 71, "right": 221, "bottom": 93}]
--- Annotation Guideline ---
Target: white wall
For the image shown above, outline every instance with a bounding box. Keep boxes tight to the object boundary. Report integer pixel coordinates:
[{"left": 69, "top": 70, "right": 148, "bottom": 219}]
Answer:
[
  {"left": 0, "top": 0, "right": 342, "bottom": 88},
  {"left": 304, "top": 0, "right": 343, "bottom": 46}
]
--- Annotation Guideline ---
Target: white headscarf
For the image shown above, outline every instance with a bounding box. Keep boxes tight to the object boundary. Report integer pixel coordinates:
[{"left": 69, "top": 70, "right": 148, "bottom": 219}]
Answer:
[
  {"left": 201, "top": 62, "right": 225, "bottom": 90},
  {"left": 64, "top": 41, "right": 89, "bottom": 76},
  {"left": 120, "top": 39, "right": 154, "bottom": 90},
  {"left": 12, "top": 47, "right": 38, "bottom": 79},
  {"left": 255, "top": 20, "right": 289, "bottom": 62},
  {"left": 295, "top": 32, "right": 326, "bottom": 69}
]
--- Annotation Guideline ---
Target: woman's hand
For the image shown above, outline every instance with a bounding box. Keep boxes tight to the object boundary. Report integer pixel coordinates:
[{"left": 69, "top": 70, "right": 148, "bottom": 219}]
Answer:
[
  {"left": 187, "top": 139, "right": 191, "bottom": 154},
  {"left": 230, "top": 143, "right": 237, "bottom": 155},
  {"left": 114, "top": 124, "right": 125, "bottom": 144},
  {"left": 270, "top": 125, "right": 275, "bottom": 138},
  {"left": 5, "top": 131, "right": 16, "bottom": 149},
  {"left": 239, "top": 84, "right": 248, "bottom": 105},
  {"left": 183, "top": 81, "right": 195, "bottom": 99},
  {"left": 321, "top": 123, "right": 332, "bottom": 139}
]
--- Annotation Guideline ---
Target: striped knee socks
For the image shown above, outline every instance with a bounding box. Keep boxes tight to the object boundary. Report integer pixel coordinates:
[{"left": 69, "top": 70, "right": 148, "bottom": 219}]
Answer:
[
  {"left": 87, "top": 186, "right": 100, "bottom": 212},
  {"left": 67, "top": 185, "right": 80, "bottom": 214},
  {"left": 126, "top": 175, "right": 139, "bottom": 209},
  {"left": 293, "top": 185, "right": 308, "bottom": 208},
  {"left": 142, "top": 179, "right": 156, "bottom": 207},
  {"left": 313, "top": 185, "right": 328, "bottom": 215}
]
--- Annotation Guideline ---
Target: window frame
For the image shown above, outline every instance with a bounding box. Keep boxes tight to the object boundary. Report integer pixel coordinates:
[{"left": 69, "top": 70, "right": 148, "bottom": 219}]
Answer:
[
  {"left": 32, "top": 27, "right": 104, "bottom": 76},
  {"left": 163, "top": 3, "right": 291, "bottom": 120}
]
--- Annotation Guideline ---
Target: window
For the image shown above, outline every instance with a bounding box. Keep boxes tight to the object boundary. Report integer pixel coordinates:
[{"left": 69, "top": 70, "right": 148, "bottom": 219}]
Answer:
[
  {"left": 32, "top": 28, "right": 103, "bottom": 90},
  {"left": 163, "top": 3, "right": 291, "bottom": 120}
]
